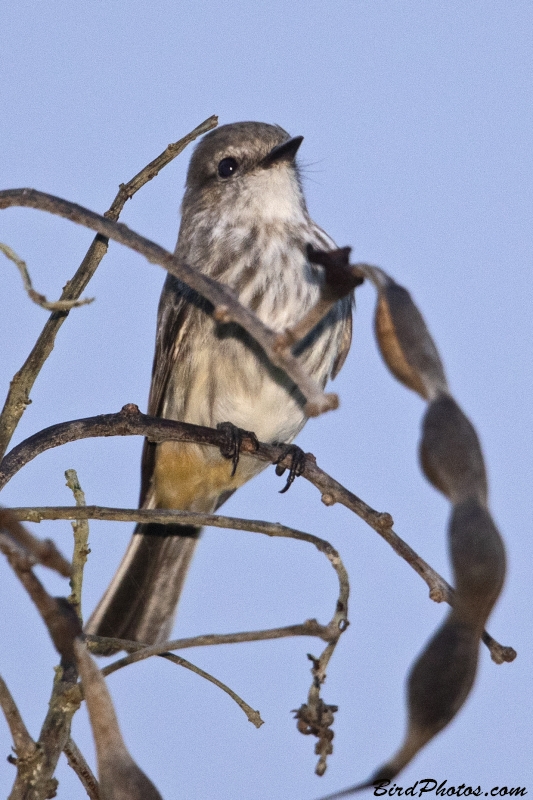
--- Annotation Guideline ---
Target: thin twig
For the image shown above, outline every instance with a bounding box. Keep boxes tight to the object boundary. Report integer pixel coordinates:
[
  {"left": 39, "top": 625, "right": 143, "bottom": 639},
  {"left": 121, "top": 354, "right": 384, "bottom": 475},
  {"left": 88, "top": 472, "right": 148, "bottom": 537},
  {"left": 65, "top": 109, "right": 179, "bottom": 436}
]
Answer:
[
  {"left": 63, "top": 737, "right": 100, "bottom": 800},
  {"left": 65, "top": 469, "right": 90, "bottom": 623},
  {"left": 85, "top": 620, "right": 329, "bottom": 657},
  {"left": 0, "top": 242, "right": 94, "bottom": 311},
  {"left": 0, "top": 507, "right": 71, "bottom": 577},
  {"left": 105, "top": 115, "right": 218, "bottom": 219},
  {"left": 0, "top": 675, "right": 37, "bottom": 761},
  {"left": 100, "top": 620, "right": 342, "bottom": 679},
  {"left": 0, "top": 116, "right": 217, "bottom": 460},
  {"left": 8, "top": 504, "right": 349, "bottom": 615},
  {"left": 85, "top": 509, "right": 349, "bottom": 681},
  {"left": 0, "top": 189, "right": 338, "bottom": 417},
  {"left": 158, "top": 652, "right": 263, "bottom": 727}
]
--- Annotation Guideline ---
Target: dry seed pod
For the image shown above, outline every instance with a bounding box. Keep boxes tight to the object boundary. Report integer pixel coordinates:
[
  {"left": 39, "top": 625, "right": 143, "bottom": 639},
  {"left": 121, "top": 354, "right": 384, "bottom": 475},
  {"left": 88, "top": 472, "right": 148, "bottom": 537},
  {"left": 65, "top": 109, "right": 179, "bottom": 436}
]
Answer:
[
  {"left": 373, "top": 276, "right": 447, "bottom": 400},
  {"left": 420, "top": 394, "right": 488, "bottom": 505},
  {"left": 374, "top": 612, "right": 479, "bottom": 781},
  {"left": 449, "top": 498, "right": 506, "bottom": 626},
  {"left": 364, "top": 497, "right": 507, "bottom": 785},
  {"left": 75, "top": 640, "right": 163, "bottom": 800}
]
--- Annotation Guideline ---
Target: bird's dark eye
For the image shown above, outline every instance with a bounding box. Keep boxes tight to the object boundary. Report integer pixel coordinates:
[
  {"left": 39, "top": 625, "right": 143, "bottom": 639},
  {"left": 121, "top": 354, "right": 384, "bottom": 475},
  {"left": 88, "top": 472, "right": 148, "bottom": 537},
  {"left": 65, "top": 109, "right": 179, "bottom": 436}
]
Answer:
[{"left": 217, "top": 157, "right": 239, "bottom": 178}]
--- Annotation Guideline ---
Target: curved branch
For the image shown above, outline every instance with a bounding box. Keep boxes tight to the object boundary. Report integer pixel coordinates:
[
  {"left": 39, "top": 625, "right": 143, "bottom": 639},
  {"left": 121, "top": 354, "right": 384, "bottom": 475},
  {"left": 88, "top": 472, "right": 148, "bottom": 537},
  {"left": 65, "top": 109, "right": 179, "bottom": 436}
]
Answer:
[
  {"left": 9, "top": 504, "right": 347, "bottom": 596},
  {"left": 142, "top": 651, "right": 263, "bottom": 728},
  {"left": 9, "top": 504, "right": 349, "bottom": 646},
  {"left": 0, "top": 189, "right": 338, "bottom": 417},
  {"left": 0, "top": 242, "right": 94, "bottom": 311}
]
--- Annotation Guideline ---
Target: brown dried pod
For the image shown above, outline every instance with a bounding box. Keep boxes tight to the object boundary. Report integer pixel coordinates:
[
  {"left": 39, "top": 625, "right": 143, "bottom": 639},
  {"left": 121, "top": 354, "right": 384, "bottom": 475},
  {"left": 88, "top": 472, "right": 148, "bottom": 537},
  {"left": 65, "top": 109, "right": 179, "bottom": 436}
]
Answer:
[
  {"left": 377, "top": 612, "right": 479, "bottom": 780},
  {"left": 449, "top": 498, "right": 506, "bottom": 627},
  {"left": 75, "top": 641, "right": 163, "bottom": 800},
  {"left": 374, "top": 279, "right": 447, "bottom": 400},
  {"left": 420, "top": 394, "right": 488, "bottom": 505}
]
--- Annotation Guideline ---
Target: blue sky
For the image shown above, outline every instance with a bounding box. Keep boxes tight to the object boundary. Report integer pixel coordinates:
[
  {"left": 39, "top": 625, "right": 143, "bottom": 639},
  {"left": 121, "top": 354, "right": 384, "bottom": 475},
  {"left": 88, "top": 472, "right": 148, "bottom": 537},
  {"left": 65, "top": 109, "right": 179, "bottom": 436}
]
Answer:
[{"left": 1, "top": 2, "right": 532, "bottom": 798}]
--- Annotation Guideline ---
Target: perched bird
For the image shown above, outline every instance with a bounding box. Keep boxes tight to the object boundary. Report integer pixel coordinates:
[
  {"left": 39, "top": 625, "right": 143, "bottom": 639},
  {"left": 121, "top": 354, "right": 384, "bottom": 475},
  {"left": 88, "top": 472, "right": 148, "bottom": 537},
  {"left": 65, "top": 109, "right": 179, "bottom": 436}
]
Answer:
[{"left": 86, "top": 121, "right": 353, "bottom": 648}]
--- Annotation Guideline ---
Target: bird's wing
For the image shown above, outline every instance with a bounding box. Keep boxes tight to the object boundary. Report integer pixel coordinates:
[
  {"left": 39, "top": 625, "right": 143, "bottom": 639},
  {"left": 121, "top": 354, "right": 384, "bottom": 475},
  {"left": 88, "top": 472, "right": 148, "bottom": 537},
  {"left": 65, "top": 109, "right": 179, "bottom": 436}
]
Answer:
[
  {"left": 331, "top": 303, "right": 353, "bottom": 379},
  {"left": 139, "top": 275, "right": 197, "bottom": 507}
]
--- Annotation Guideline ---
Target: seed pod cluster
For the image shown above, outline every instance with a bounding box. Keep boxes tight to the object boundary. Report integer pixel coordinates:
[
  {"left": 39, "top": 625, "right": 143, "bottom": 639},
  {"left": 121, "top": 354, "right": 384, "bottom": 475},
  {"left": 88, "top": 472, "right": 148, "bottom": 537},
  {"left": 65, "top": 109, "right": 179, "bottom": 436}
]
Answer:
[{"left": 366, "top": 268, "right": 506, "bottom": 782}]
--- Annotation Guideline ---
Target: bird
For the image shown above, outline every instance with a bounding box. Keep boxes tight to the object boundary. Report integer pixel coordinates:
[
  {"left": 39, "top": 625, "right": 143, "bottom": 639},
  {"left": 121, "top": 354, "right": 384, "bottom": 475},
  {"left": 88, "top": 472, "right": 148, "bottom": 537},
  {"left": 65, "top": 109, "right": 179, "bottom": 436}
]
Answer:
[{"left": 85, "top": 121, "right": 353, "bottom": 649}]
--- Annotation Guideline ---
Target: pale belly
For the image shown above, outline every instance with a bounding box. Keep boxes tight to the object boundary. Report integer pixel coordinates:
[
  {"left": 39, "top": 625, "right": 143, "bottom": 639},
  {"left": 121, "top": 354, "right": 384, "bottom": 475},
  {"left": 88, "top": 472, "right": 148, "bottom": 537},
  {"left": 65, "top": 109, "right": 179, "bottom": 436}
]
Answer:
[{"left": 153, "top": 319, "right": 322, "bottom": 512}]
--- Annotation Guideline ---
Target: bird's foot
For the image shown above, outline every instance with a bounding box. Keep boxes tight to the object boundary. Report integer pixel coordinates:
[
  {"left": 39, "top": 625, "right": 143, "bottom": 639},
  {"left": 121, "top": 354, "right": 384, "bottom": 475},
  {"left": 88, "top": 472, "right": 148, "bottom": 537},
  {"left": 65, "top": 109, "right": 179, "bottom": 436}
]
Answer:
[
  {"left": 274, "top": 444, "right": 307, "bottom": 493},
  {"left": 216, "top": 422, "right": 259, "bottom": 477}
]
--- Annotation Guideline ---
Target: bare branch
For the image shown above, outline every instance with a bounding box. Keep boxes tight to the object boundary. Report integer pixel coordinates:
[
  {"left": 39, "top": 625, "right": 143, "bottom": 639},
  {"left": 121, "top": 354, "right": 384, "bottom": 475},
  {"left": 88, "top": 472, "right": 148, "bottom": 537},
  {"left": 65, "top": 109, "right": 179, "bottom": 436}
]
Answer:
[
  {"left": 0, "top": 189, "right": 338, "bottom": 418},
  {"left": 22, "top": 666, "right": 82, "bottom": 800},
  {"left": 0, "top": 507, "right": 71, "bottom": 577},
  {"left": 105, "top": 116, "right": 218, "bottom": 219},
  {"left": 0, "top": 242, "right": 94, "bottom": 310},
  {"left": 86, "top": 620, "right": 330, "bottom": 657},
  {"left": 63, "top": 737, "right": 100, "bottom": 800},
  {"left": 88, "top": 620, "right": 342, "bottom": 773},
  {"left": 8, "top": 504, "right": 349, "bottom": 620},
  {"left": 0, "top": 116, "right": 217, "bottom": 459},
  {"left": 0, "top": 515, "right": 82, "bottom": 799},
  {"left": 155, "top": 652, "right": 263, "bottom": 728},
  {"left": 0, "top": 675, "right": 37, "bottom": 762},
  {"left": 65, "top": 469, "right": 90, "bottom": 623}
]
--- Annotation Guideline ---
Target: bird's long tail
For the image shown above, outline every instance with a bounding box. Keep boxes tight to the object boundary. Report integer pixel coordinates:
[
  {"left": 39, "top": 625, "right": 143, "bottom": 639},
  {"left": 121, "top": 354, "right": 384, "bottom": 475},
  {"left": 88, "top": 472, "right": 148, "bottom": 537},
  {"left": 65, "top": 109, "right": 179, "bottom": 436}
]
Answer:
[{"left": 85, "top": 523, "right": 200, "bottom": 652}]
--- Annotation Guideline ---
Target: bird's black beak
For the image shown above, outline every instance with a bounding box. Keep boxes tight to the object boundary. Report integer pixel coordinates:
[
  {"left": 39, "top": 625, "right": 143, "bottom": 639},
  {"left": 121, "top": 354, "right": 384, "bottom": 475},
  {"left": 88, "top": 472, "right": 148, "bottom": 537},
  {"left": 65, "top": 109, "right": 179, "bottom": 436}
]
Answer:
[{"left": 261, "top": 136, "right": 304, "bottom": 168}]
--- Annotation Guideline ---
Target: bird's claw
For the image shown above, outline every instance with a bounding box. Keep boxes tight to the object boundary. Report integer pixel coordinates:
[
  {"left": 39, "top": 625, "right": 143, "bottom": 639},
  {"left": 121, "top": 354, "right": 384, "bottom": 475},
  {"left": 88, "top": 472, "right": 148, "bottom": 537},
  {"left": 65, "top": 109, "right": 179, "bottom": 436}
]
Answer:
[
  {"left": 275, "top": 444, "right": 307, "bottom": 493},
  {"left": 217, "top": 422, "right": 259, "bottom": 477}
]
